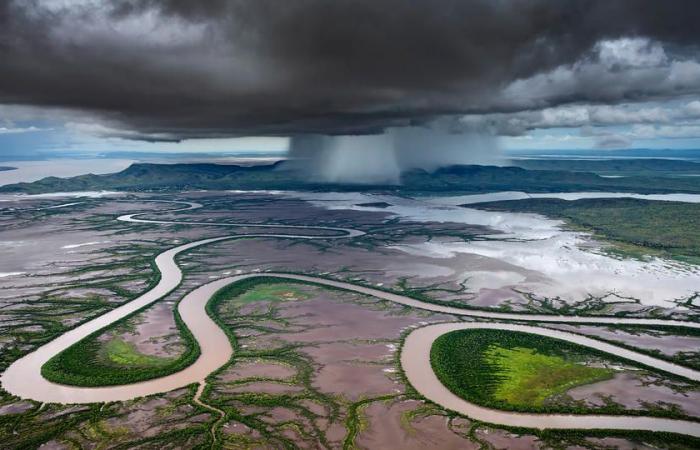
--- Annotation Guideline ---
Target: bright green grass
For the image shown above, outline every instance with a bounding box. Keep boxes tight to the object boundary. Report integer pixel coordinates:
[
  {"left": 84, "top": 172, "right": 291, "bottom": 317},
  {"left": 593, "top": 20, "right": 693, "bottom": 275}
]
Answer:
[
  {"left": 430, "top": 329, "right": 622, "bottom": 414},
  {"left": 102, "top": 338, "right": 173, "bottom": 367},
  {"left": 483, "top": 345, "right": 613, "bottom": 407},
  {"left": 236, "top": 283, "right": 311, "bottom": 303}
]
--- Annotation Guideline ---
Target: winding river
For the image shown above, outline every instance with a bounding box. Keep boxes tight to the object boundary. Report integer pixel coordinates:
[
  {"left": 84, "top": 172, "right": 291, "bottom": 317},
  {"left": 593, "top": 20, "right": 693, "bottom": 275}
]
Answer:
[{"left": 2, "top": 199, "right": 699, "bottom": 437}]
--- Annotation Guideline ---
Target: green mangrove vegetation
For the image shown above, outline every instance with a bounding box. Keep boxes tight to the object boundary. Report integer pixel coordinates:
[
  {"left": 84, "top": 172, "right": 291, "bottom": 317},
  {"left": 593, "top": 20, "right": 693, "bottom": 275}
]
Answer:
[
  {"left": 429, "top": 328, "right": 696, "bottom": 417},
  {"left": 41, "top": 300, "right": 199, "bottom": 387}
]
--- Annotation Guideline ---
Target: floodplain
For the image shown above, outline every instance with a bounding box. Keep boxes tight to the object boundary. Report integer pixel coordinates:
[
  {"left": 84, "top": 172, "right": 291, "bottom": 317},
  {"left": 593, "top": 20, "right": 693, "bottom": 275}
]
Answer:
[{"left": 0, "top": 190, "right": 699, "bottom": 449}]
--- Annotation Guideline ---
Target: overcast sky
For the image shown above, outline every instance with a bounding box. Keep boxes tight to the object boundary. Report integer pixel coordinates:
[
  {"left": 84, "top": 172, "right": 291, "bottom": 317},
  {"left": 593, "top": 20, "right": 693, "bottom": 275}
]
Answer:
[{"left": 1, "top": 0, "right": 700, "bottom": 156}]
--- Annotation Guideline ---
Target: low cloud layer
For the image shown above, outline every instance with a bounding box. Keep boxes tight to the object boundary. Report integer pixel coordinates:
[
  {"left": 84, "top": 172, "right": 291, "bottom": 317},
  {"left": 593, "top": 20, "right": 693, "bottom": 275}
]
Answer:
[{"left": 1, "top": 1, "right": 699, "bottom": 141}]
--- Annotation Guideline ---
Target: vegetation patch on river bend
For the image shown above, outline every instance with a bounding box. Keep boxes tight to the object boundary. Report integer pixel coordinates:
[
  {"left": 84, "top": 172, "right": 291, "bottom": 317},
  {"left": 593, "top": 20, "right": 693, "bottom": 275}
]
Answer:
[{"left": 429, "top": 328, "right": 696, "bottom": 416}]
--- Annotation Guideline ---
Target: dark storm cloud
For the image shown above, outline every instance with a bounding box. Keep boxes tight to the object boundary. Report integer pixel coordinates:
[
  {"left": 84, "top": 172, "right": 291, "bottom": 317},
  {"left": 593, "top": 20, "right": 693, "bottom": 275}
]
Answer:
[{"left": 1, "top": 0, "right": 699, "bottom": 139}]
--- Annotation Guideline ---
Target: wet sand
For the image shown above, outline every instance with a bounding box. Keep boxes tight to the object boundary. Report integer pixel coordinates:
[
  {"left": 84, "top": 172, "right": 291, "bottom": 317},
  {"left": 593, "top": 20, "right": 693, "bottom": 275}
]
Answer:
[
  {"left": 356, "top": 399, "right": 476, "bottom": 449},
  {"left": 567, "top": 372, "right": 700, "bottom": 416},
  {"left": 216, "top": 360, "right": 296, "bottom": 382}
]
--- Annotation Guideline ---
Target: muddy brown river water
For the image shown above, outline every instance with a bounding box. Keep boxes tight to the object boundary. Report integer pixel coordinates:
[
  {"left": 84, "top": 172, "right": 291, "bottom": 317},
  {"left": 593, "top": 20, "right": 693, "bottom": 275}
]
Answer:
[{"left": 2, "top": 199, "right": 699, "bottom": 437}]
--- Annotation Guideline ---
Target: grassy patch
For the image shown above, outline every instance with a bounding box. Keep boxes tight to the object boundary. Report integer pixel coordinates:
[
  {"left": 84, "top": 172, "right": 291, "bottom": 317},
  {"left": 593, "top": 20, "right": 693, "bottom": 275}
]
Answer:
[
  {"left": 483, "top": 345, "right": 612, "bottom": 407},
  {"left": 102, "top": 338, "right": 173, "bottom": 367},
  {"left": 430, "top": 329, "right": 637, "bottom": 415},
  {"left": 236, "top": 283, "right": 311, "bottom": 304}
]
